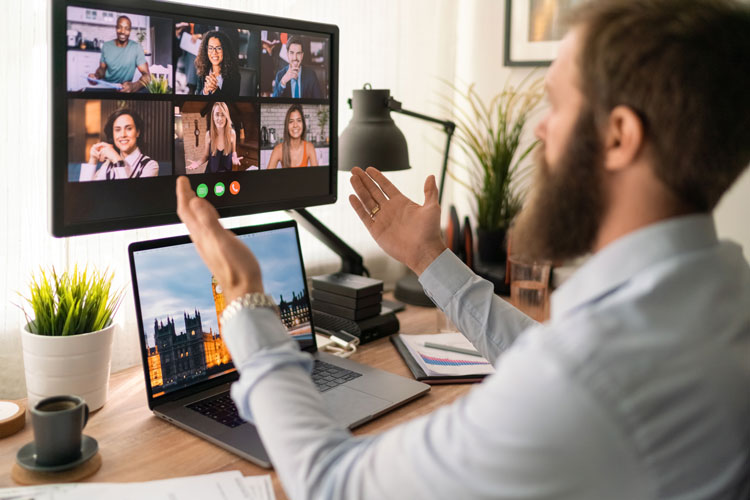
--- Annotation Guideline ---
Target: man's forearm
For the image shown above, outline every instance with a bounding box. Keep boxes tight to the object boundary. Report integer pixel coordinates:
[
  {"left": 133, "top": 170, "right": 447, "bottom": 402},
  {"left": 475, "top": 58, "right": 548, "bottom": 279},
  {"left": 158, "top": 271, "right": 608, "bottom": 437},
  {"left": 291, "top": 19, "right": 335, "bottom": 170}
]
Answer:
[{"left": 419, "top": 249, "right": 537, "bottom": 362}]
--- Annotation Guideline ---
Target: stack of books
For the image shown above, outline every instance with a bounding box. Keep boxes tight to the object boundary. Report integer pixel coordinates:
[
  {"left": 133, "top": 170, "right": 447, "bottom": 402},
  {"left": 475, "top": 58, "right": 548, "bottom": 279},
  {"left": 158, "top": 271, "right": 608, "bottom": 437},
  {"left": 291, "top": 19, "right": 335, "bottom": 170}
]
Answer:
[{"left": 311, "top": 273, "right": 399, "bottom": 344}]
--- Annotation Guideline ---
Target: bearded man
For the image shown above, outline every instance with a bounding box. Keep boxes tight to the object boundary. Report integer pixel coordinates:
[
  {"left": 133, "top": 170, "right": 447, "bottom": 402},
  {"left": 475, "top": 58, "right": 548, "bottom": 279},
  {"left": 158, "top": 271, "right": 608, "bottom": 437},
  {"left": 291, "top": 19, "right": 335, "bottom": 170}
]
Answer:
[{"left": 175, "top": 1, "right": 750, "bottom": 498}]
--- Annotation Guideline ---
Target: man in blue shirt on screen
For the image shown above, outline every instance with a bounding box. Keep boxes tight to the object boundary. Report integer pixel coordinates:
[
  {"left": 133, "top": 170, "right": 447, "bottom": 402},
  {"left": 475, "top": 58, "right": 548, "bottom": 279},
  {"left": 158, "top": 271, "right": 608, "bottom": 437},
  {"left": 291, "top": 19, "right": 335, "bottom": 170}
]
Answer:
[
  {"left": 88, "top": 15, "right": 151, "bottom": 93},
  {"left": 271, "top": 36, "right": 323, "bottom": 99},
  {"left": 175, "top": 0, "right": 750, "bottom": 498}
]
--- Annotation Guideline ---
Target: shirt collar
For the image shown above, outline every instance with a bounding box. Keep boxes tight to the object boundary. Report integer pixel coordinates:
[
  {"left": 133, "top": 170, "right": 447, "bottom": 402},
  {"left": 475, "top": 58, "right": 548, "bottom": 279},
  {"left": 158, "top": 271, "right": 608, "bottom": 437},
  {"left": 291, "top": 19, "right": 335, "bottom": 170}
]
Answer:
[
  {"left": 551, "top": 213, "right": 718, "bottom": 319},
  {"left": 123, "top": 147, "right": 142, "bottom": 165}
]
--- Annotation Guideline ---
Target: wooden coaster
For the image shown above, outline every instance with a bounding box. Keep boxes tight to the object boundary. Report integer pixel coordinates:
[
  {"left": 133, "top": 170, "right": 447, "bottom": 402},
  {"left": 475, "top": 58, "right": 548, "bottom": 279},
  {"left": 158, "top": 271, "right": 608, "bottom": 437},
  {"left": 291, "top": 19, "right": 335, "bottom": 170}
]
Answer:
[
  {"left": 11, "top": 452, "right": 102, "bottom": 485},
  {"left": 0, "top": 401, "right": 25, "bottom": 438}
]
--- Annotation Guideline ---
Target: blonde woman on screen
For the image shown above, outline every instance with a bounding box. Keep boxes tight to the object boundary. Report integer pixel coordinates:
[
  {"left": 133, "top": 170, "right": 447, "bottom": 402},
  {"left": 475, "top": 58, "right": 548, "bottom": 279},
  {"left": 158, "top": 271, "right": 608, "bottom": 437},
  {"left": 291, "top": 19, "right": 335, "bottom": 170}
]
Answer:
[
  {"left": 186, "top": 102, "right": 243, "bottom": 173},
  {"left": 266, "top": 104, "right": 318, "bottom": 169}
]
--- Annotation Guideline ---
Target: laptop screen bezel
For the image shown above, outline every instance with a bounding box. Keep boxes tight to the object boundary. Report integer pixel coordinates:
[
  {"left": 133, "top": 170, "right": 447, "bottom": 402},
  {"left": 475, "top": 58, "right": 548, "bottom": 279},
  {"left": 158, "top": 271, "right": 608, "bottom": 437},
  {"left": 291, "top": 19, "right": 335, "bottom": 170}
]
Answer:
[{"left": 128, "top": 219, "right": 317, "bottom": 410}]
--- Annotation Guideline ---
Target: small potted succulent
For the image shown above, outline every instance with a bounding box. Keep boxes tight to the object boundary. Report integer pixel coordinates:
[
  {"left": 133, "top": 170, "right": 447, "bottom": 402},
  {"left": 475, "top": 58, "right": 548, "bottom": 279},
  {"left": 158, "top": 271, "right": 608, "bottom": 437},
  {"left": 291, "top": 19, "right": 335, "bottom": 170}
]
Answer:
[
  {"left": 19, "top": 266, "right": 124, "bottom": 411},
  {"left": 146, "top": 75, "right": 171, "bottom": 94}
]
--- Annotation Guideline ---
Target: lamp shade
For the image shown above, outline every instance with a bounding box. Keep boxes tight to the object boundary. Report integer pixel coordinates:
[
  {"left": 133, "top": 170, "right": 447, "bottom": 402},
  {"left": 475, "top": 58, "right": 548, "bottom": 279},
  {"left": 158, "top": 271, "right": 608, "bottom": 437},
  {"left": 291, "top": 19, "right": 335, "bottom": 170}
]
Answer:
[{"left": 339, "top": 87, "right": 411, "bottom": 172}]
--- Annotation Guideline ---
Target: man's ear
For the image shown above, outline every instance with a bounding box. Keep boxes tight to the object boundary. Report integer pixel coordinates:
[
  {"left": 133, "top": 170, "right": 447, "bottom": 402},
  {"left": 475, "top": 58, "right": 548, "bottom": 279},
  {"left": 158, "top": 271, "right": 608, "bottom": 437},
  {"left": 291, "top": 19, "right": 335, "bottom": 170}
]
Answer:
[{"left": 603, "top": 105, "right": 644, "bottom": 171}]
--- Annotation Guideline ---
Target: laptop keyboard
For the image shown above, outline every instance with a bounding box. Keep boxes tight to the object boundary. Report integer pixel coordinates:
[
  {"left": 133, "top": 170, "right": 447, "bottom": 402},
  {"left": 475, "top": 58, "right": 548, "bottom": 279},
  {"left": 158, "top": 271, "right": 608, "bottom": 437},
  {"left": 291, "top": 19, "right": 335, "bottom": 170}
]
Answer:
[
  {"left": 187, "top": 360, "right": 362, "bottom": 427},
  {"left": 311, "top": 360, "right": 362, "bottom": 392},
  {"left": 187, "top": 392, "right": 245, "bottom": 428}
]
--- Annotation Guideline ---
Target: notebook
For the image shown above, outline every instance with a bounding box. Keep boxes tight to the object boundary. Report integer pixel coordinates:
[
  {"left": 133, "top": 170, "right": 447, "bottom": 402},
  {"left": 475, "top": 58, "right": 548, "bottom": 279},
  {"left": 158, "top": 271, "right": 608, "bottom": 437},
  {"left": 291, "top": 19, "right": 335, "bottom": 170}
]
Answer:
[
  {"left": 128, "top": 220, "right": 429, "bottom": 468},
  {"left": 391, "top": 332, "right": 494, "bottom": 384}
]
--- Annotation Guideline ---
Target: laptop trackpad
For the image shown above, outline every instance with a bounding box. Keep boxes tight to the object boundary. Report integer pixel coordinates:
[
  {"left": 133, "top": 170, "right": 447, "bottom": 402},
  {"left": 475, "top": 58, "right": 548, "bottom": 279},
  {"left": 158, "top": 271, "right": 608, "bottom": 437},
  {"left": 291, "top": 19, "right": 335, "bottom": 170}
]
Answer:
[{"left": 323, "top": 386, "right": 391, "bottom": 427}]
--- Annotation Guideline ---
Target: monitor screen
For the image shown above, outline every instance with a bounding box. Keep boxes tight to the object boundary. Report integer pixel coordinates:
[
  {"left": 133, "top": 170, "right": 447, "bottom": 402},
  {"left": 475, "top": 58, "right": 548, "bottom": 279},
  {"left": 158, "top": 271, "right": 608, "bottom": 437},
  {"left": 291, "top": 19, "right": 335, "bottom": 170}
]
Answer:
[{"left": 51, "top": 0, "right": 338, "bottom": 236}]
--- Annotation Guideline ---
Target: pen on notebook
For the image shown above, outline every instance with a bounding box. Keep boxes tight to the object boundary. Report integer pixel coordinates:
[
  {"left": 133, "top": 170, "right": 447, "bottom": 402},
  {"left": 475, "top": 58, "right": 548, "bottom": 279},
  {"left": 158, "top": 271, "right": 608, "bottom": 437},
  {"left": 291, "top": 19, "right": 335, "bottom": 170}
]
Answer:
[{"left": 423, "top": 342, "right": 483, "bottom": 357}]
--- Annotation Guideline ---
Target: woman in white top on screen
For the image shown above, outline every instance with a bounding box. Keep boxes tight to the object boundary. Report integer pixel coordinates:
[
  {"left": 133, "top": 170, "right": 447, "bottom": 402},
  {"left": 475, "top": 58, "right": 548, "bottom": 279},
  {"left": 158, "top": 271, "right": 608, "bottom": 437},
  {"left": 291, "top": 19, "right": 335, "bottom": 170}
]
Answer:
[{"left": 79, "top": 108, "right": 159, "bottom": 181}]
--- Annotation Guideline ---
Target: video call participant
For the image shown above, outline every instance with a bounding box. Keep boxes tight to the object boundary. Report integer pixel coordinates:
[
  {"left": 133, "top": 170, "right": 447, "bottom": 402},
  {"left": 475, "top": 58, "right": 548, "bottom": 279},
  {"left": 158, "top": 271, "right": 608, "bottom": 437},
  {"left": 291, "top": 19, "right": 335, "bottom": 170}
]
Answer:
[
  {"left": 271, "top": 36, "right": 323, "bottom": 99},
  {"left": 79, "top": 109, "right": 159, "bottom": 181},
  {"left": 194, "top": 30, "right": 240, "bottom": 98},
  {"left": 175, "top": 22, "right": 207, "bottom": 96},
  {"left": 175, "top": 0, "right": 750, "bottom": 498},
  {"left": 87, "top": 15, "right": 151, "bottom": 93},
  {"left": 266, "top": 104, "right": 318, "bottom": 169},
  {"left": 186, "top": 102, "right": 243, "bottom": 173}
]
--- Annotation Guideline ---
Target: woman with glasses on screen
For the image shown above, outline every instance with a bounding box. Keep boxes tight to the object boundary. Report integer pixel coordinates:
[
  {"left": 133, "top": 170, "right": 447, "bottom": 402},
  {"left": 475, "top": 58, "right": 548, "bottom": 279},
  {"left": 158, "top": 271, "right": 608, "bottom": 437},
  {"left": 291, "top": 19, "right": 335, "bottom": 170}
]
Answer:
[
  {"left": 79, "top": 108, "right": 159, "bottom": 181},
  {"left": 194, "top": 30, "right": 240, "bottom": 98},
  {"left": 266, "top": 104, "right": 318, "bottom": 169},
  {"left": 186, "top": 102, "right": 243, "bottom": 173}
]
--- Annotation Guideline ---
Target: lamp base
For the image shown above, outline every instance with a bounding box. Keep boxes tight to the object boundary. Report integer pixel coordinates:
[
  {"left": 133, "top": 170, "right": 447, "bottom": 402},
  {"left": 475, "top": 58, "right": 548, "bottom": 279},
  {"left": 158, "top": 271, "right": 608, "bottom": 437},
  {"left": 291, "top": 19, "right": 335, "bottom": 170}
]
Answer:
[{"left": 394, "top": 270, "right": 436, "bottom": 307}]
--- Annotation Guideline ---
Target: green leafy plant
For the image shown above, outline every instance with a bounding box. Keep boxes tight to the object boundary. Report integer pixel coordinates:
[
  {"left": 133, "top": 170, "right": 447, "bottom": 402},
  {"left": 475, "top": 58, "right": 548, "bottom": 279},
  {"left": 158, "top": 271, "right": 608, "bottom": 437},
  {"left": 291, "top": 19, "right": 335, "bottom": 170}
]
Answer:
[
  {"left": 450, "top": 75, "right": 544, "bottom": 231},
  {"left": 20, "top": 266, "right": 124, "bottom": 336},
  {"left": 317, "top": 107, "right": 329, "bottom": 142},
  {"left": 146, "top": 75, "right": 171, "bottom": 94}
]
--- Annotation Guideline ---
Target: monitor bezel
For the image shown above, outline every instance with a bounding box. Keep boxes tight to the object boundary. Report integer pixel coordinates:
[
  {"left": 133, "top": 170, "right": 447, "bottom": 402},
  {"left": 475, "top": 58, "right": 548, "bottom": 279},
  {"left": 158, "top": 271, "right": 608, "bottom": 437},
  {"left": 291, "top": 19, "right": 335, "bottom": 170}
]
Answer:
[{"left": 51, "top": 0, "right": 339, "bottom": 237}]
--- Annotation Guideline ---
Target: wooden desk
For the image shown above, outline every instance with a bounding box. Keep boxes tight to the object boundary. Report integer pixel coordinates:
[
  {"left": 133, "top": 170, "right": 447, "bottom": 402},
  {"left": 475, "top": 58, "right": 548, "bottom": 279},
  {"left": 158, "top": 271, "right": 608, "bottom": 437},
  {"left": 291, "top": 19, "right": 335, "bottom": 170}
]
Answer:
[{"left": 0, "top": 303, "right": 472, "bottom": 498}]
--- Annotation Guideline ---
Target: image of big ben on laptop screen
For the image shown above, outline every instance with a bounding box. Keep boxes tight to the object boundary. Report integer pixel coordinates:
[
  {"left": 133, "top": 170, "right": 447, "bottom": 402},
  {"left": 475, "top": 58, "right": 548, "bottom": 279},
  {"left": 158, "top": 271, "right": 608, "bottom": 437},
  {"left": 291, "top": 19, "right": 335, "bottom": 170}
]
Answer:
[{"left": 134, "top": 226, "right": 312, "bottom": 398}]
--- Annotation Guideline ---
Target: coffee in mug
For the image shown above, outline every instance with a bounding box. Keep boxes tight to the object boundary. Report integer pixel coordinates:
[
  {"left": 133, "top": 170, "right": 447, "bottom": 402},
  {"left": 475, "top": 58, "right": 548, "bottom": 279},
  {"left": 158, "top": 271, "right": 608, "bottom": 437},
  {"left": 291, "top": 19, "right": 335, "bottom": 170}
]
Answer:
[{"left": 31, "top": 395, "right": 89, "bottom": 466}]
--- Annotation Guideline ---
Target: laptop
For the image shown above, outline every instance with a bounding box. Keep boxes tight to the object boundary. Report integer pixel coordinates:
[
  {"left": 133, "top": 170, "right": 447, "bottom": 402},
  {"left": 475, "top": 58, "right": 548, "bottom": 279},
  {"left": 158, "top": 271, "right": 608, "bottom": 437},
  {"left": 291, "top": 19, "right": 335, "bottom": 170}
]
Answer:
[{"left": 128, "top": 220, "right": 430, "bottom": 468}]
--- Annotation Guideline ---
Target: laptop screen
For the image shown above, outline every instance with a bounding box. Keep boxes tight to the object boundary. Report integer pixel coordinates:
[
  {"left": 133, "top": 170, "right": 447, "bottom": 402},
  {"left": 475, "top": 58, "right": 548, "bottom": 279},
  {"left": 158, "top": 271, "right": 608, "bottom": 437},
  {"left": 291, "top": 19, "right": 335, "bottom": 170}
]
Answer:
[{"left": 129, "top": 221, "right": 314, "bottom": 400}]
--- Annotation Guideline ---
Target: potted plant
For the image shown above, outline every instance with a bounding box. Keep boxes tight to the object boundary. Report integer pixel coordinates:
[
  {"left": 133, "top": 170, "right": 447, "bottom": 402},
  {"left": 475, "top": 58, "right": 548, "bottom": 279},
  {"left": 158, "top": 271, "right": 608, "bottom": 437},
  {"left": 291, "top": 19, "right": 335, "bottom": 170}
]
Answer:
[
  {"left": 450, "top": 76, "right": 544, "bottom": 263},
  {"left": 317, "top": 106, "right": 329, "bottom": 144},
  {"left": 146, "top": 75, "right": 171, "bottom": 94},
  {"left": 19, "top": 266, "right": 124, "bottom": 411}
]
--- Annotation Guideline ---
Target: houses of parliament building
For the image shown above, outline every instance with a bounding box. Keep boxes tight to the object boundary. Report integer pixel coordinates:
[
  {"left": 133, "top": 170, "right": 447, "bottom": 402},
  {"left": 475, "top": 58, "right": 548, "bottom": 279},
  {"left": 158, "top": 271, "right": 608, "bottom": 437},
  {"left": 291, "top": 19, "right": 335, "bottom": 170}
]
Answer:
[{"left": 147, "top": 276, "right": 310, "bottom": 391}]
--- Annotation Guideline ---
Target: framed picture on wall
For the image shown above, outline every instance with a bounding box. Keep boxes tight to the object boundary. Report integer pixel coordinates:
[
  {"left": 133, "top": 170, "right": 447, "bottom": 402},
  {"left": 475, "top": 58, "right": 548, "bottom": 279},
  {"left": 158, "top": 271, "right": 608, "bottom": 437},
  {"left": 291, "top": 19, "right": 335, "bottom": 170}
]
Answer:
[{"left": 504, "top": 0, "right": 587, "bottom": 66}]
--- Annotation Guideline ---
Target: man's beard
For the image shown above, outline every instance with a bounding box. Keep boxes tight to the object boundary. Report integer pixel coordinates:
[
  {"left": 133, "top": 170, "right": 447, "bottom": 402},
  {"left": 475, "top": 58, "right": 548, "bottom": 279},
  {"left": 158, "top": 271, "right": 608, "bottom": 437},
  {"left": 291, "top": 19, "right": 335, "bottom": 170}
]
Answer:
[{"left": 511, "top": 108, "right": 606, "bottom": 263}]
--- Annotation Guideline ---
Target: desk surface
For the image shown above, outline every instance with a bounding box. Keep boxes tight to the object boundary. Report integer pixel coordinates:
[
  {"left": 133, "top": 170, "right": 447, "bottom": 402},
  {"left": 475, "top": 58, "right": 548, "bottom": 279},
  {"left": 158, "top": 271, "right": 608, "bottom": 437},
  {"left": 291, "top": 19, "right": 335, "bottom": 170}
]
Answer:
[{"left": 0, "top": 302, "right": 473, "bottom": 498}]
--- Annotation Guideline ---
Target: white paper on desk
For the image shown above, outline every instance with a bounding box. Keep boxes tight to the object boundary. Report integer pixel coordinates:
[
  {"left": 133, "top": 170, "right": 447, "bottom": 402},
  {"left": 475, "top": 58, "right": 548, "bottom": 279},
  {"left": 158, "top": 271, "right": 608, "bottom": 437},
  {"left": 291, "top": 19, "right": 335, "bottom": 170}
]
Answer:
[
  {"left": 0, "top": 471, "right": 275, "bottom": 500},
  {"left": 180, "top": 31, "right": 201, "bottom": 56},
  {"left": 400, "top": 332, "right": 495, "bottom": 377}
]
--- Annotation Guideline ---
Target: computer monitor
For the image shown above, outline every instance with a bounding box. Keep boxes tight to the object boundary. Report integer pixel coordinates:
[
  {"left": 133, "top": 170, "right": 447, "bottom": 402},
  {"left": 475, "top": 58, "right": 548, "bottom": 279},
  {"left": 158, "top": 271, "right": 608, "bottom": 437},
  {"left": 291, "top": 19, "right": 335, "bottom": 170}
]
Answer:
[{"left": 51, "top": 0, "right": 338, "bottom": 236}]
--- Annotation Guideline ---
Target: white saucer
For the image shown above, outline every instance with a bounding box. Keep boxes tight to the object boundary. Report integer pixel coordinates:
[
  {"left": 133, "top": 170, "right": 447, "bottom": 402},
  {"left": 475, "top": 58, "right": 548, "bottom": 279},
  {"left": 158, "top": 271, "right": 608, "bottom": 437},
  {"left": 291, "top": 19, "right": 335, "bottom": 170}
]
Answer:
[{"left": 16, "top": 435, "right": 98, "bottom": 472}]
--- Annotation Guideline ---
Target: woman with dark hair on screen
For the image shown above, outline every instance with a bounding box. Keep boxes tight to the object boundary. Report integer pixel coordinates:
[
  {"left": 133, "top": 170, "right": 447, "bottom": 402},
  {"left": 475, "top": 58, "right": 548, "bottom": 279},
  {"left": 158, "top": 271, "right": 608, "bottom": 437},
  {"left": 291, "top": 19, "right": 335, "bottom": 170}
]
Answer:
[
  {"left": 187, "top": 102, "right": 243, "bottom": 173},
  {"left": 79, "top": 108, "right": 159, "bottom": 181},
  {"left": 194, "top": 30, "right": 240, "bottom": 98},
  {"left": 266, "top": 104, "right": 318, "bottom": 169}
]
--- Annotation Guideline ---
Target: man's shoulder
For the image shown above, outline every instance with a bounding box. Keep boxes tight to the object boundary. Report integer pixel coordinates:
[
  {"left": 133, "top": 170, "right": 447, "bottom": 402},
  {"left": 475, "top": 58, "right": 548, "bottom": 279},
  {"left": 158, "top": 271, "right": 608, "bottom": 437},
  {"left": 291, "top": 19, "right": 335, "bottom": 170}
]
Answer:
[
  {"left": 127, "top": 40, "right": 145, "bottom": 53},
  {"left": 275, "top": 65, "right": 288, "bottom": 78}
]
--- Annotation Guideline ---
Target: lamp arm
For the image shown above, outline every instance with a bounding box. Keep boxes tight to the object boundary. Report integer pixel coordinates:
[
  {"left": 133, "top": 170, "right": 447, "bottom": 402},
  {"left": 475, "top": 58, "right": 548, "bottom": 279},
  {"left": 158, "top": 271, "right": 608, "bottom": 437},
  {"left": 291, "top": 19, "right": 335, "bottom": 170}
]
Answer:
[
  {"left": 287, "top": 208, "right": 369, "bottom": 276},
  {"left": 387, "top": 97, "right": 455, "bottom": 205}
]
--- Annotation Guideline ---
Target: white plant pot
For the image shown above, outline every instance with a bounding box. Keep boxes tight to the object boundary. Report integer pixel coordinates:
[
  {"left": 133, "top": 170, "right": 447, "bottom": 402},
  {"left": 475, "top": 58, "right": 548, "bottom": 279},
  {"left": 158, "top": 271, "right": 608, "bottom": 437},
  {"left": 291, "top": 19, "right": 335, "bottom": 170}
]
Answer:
[{"left": 21, "top": 323, "right": 115, "bottom": 411}]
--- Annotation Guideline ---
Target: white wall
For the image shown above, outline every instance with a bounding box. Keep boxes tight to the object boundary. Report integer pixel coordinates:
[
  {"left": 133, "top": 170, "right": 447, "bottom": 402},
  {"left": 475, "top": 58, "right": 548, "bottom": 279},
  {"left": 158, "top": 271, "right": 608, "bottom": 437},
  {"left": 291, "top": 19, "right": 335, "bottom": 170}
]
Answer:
[{"left": 1, "top": 0, "right": 748, "bottom": 399}]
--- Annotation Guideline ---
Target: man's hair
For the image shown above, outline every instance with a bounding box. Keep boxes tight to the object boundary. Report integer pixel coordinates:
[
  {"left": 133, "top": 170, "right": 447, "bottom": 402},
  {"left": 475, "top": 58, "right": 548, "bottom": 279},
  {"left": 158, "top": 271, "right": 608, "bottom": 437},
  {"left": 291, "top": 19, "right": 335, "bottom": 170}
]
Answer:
[
  {"left": 103, "top": 108, "right": 145, "bottom": 154},
  {"left": 570, "top": 0, "right": 750, "bottom": 211},
  {"left": 286, "top": 36, "right": 304, "bottom": 52},
  {"left": 116, "top": 15, "right": 131, "bottom": 27}
]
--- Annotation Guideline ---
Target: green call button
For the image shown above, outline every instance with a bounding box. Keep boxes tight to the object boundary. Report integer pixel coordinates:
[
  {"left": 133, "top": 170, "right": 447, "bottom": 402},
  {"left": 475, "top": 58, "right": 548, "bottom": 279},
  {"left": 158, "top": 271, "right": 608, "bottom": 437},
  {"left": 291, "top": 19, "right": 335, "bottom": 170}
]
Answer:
[
  {"left": 196, "top": 183, "right": 209, "bottom": 198},
  {"left": 214, "top": 182, "right": 226, "bottom": 197}
]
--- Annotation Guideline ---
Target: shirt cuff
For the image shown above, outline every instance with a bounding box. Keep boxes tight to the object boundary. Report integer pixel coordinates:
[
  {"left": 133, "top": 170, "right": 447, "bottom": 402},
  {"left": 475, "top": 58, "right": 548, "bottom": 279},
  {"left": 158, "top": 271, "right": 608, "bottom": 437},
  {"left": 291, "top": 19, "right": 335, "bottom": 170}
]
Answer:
[
  {"left": 222, "top": 306, "right": 314, "bottom": 420},
  {"left": 418, "top": 249, "right": 474, "bottom": 309},
  {"left": 221, "top": 306, "right": 295, "bottom": 366}
]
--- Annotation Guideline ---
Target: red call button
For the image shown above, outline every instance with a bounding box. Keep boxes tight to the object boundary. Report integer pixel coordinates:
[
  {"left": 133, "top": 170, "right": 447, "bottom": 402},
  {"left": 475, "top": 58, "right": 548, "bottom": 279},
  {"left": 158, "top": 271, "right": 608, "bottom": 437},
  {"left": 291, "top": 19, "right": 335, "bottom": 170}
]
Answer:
[{"left": 229, "top": 181, "right": 241, "bottom": 195}]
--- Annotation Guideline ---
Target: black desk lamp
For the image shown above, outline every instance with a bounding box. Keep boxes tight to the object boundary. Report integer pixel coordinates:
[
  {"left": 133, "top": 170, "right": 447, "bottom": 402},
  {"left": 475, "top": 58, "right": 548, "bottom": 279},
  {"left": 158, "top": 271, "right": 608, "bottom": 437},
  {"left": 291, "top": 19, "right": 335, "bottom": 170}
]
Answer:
[
  {"left": 338, "top": 84, "right": 456, "bottom": 306},
  {"left": 289, "top": 84, "right": 455, "bottom": 306}
]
